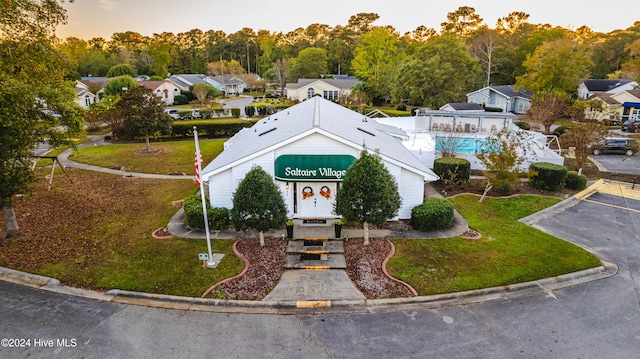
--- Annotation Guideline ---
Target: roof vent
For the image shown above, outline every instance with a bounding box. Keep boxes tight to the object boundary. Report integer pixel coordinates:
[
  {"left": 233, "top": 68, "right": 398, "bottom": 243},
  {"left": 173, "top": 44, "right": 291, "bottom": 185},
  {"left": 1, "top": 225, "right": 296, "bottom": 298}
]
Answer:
[
  {"left": 357, "top": 127, "right": 375, "bottom": 136},
  {"left": 259, "top": 127, "right": 277, "bottom": 136}
]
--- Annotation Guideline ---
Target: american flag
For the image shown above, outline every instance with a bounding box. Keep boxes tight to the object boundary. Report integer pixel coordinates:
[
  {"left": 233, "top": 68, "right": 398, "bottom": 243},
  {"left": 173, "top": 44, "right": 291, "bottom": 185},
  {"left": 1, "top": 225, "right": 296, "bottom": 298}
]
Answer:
[{"left": 194, "top": 151, "right": 203, "bottom": 186}]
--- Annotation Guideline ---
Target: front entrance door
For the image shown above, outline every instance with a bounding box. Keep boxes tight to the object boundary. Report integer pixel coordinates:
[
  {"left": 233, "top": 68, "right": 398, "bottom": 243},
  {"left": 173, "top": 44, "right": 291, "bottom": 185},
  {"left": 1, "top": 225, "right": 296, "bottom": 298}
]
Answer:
[{"left": 297, "top": 182, "right": 336, "bottom": 218}]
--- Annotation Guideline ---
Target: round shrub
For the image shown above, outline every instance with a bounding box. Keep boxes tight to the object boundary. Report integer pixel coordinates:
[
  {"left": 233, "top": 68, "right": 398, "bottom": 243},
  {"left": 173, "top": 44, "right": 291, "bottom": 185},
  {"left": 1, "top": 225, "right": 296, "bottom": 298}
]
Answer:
[
  {"left": 411, "top": 198, "right": 455, "bottom": 231},
  {"left": 565, "top": 171, "right": 587, "bottom": 190},
  {"left": 433, "top": 157, "right": 471, "bottom": 184},
  {"left": 231, "top": 108, "right": 241, "bottom": 118},
  {"left": 173, "top": 94, "right": 188, "bottom": 105},
  {"left": 529, "top": 162, "right": 568, "bottom": 192},
  {"left": 396, "top": 103, "right": 406, "bottom": 111},
  {"left": 553, "top": 125, "right": 568, "bottom": 136},
  {"left": 183, "top": 193, "right": 230, "bottom": 230},
  {"left": 514, "top": 121, "right": 530, "bottom": 130}
]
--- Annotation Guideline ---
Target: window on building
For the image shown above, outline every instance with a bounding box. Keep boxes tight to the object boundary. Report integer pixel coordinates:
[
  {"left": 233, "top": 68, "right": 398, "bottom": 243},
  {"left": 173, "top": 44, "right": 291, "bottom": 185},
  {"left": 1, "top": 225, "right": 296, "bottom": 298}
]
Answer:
[
  {"left": 307, "top": 87, "right": 315, "bottom": 98},
  {"left": 84, "top": 96, "right": 91, "bottom": 107}
]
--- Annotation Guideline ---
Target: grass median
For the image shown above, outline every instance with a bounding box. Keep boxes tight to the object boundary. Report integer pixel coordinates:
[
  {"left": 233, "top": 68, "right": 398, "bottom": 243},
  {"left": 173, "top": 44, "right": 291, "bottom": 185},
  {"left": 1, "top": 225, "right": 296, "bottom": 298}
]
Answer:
[{"left": 388, "top": 195, "right": 602, "bottom": 295}]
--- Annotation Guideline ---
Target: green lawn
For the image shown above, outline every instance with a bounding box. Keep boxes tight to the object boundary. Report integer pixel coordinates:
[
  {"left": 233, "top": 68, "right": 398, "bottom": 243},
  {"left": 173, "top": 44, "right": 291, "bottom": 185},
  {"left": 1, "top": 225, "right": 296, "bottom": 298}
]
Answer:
[
  {"left": 388, "top": 195, "right": 601, "bottom": 295},
  {"left": 70, "top": 139, "right": 225, "bottom": 174}
]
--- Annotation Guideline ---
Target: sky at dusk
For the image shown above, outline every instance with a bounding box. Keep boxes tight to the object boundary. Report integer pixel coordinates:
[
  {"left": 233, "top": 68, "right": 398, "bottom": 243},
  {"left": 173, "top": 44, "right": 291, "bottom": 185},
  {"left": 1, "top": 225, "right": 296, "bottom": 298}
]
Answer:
[{"left": 56, "top": 0, "right": 639, "bottom": 40}]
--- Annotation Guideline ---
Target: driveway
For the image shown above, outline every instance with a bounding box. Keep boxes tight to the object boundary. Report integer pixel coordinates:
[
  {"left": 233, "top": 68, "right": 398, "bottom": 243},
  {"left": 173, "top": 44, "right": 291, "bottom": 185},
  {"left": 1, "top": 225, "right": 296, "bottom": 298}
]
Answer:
[{"left": 1, "top": 181, "right": 640, "bottom": 358}]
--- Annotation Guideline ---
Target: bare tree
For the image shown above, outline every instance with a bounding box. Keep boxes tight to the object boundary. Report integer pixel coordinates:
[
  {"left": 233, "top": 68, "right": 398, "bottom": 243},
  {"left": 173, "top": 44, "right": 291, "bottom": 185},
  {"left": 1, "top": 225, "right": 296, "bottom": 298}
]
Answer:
[
  {"left": 271, "top": 58, "right": 290, "bottom": 93},
  {"left": 437, "top": 132, "right": 468, "bottom": 157},
  {"left": 523, "top": 91, "right": 570, "bottom": 134},
  {"left": 470, "top": 27, "right": 498, "bottom": 86}
]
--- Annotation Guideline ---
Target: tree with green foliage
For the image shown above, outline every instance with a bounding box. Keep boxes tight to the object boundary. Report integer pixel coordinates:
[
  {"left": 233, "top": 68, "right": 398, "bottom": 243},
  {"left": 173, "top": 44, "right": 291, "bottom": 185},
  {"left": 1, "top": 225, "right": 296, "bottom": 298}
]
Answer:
[
  {"left": 114, "top": 86, "right": 172, "bottom": 151},
  {"left": 352, "top": 28, "right": 403, "bottom": 103},
  {"left": 192, "top": 83, "right": 220, "bottom": 105},
  {"left": 561, "top": 100, "right": 608, "bottom": 171},
  {"left": 440, "top": 6, "right": 484, "bottom": 37},
  {"left": 476, "top": 130, "right": 535, "bottom": 197},
  {"left": 1, "top": 0, "right": 84, "bottom": 237},
  {"left": 106, "top": 63, "right": 138, "bottom": 77},
  {"left": 231, "top": 166, "right": 287, "bottom": 246},
  {"left": 103, "top": 75, "right": 139, "bottom": 96},
  {"left": 334, "top": 148, "right": 401, "bottom": 245},
  {"left": 516, "top": 37, "right": 592, "bottom": 94},
  {"left": 390, "top": 35, "right": 482, "bottom": 107},
  {"left": 290, "top": 47, "right": 328, "bottom": 79}
]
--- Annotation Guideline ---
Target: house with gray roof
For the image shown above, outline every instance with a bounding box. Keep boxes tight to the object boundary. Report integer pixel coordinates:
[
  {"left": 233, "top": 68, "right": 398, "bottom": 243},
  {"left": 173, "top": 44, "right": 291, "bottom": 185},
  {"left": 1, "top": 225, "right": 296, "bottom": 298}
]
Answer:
[
  {"left": 201, "top": 96, "right": 437, "bottom": 220},
  {"left": 466, "top": 85, "right": 533, "bottom": 114},
  {"left": 285, "top": 78, "right": 358, "bottom": 102},
  {"left": 578, "top": 79, "right": 638, "bottom": 100}
]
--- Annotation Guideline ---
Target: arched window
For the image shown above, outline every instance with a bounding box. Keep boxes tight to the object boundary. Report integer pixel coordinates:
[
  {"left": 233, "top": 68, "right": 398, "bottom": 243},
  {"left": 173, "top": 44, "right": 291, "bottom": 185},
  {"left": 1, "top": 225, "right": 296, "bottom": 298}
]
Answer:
[
  {"left": 307, "top": 87, "right": 314, "bottom": 98},
  {"left": 163, "top": 89, "right": 169, "bottom": 98}
]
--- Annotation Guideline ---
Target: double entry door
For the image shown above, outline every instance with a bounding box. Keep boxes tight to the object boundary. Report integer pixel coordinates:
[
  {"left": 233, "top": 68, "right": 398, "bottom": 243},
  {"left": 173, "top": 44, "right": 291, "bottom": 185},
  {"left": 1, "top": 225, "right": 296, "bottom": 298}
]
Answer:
[{"left": 297, "top": 182, "right": 336, "bottom": 218}]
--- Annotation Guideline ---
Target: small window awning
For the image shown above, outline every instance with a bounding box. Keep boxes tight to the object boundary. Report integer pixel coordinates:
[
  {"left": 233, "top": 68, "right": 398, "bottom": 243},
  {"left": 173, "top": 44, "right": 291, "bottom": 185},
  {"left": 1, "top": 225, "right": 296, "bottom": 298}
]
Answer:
[{"left": 622, "top": 102, "right": 640, "bottom": 108}]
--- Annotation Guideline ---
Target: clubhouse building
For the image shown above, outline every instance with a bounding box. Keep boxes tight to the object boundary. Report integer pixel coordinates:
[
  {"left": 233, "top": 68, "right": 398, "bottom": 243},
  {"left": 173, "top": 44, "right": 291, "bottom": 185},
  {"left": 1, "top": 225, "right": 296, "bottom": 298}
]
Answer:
[{"left": 200, "top": 96, "right": 438, "bottom": 220}]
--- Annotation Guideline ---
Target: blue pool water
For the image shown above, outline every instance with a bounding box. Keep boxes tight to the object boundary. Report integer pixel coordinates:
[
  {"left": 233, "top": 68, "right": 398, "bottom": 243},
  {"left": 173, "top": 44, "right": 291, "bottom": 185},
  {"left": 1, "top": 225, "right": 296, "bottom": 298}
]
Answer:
[{"left": 434, "top": 136, "right": 497, "bottom": 153}]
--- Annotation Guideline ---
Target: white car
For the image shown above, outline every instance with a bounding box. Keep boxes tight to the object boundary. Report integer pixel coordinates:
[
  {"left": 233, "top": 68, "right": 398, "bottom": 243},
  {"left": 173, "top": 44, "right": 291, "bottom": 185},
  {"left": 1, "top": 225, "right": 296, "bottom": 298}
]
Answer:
[{"left": 164, "top": 109, "right": 180, "bottom": 120}]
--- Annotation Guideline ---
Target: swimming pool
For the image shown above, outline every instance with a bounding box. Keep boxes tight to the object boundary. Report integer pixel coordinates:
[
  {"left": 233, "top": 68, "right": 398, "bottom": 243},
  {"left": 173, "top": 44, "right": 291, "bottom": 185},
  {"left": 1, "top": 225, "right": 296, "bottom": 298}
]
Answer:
[{"left": 434, "top": 136, "right": 498, "bottom": 154}]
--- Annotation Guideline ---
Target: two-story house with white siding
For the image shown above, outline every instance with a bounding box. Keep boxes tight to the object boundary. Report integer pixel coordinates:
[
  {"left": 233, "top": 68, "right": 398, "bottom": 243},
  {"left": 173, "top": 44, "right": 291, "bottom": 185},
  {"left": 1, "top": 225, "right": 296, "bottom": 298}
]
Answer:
[
  {"left": 466, "top": 85, "right": 533, "bottom": 114},
  {"left": 200, "top": 96, "right": 437, "bottom": 221}
]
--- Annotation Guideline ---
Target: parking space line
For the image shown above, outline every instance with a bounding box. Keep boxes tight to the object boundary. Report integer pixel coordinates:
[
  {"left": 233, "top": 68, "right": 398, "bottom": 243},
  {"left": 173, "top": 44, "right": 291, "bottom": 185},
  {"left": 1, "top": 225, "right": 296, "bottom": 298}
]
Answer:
[
  {"left": 583, "top": 198, "right": 640, "bottom": 213},
  {"left": 599, "top": 183, "right": 640, "bottom": 201}
]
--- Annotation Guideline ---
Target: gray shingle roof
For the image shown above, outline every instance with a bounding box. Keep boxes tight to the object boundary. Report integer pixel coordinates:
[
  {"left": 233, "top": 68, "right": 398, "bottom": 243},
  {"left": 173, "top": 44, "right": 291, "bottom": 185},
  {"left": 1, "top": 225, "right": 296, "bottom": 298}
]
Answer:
[
  {"left": 285, "top": 78, "right": 358, "bottom": 90},
  {"left": 583, "top": 79, "right": 634, "bottom": 92},
  {"left": 489, "top": 85, "right": 533, "bottom": 99},
  {"left": 201, "top": 96, "right": 435, "bottom": 180}
]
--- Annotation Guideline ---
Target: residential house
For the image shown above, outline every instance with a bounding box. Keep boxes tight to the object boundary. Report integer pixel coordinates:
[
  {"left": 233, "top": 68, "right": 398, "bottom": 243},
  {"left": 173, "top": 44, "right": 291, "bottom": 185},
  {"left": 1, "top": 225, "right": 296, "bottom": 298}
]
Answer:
[
  {"left": 74, "top": 81, "right": 101, "bottom": 109},
  {"left": 577, "top": 79, "right": 638, "bottom": 100},
  {"left": 586, "top": 93, "right": 624, "bottom": 122},
  {"left": 167, "top": 74, "right": 247, "bottom": 95},
  {"left": 285, "top": 78, "right": 358, "bottom": 102},
  {"left": 466, "top": 85, "right": 533, "bottom": 114},
  {"left": 138, "top": 80, "right": 181, "bottom": 105},
  {"left": 612, "top": 90, "right": 640, "bottom": 121},
  {"left": 166, "top": 74, "right": 208, "bottom": 91},
  {"left": 200, "top": 96, "right": 437, "bottom": 220}
]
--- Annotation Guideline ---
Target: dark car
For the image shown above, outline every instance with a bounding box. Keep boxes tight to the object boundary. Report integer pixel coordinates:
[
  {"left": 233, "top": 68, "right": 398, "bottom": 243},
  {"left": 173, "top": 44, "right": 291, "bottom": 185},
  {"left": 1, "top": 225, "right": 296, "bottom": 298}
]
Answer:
[
  {"left": 621, "top": 120, "right": 639, "bottom": 132},
  {"left": 592, "top": 138, "right": 639, "bottom": 156}
]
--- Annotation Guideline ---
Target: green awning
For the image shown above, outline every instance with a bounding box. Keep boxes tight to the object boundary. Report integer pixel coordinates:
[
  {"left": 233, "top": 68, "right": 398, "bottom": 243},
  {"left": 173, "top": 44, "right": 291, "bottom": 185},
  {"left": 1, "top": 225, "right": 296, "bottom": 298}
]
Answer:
[{"left": 274, "top": 155, "right": 355, "bottom": 181}]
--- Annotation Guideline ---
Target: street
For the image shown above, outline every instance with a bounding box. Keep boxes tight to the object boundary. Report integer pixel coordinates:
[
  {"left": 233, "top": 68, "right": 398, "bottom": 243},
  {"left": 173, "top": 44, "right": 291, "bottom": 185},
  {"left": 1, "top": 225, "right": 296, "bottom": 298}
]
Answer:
[{"left": 1, "top": 182, "right": 640, "bottom": 358}]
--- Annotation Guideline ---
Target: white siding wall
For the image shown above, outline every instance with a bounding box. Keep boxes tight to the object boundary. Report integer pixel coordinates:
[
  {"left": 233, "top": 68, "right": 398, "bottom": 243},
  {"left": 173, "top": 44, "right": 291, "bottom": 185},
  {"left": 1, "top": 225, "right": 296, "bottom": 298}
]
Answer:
[
  {"left": 398, "top": 169, "right": 425, "bottom": 219},
  {"left": 275, "top": 133, "right": 359, "bottom": 157},
  {"left": 209, "top": 168, "right": 234, "bottom": 208}
]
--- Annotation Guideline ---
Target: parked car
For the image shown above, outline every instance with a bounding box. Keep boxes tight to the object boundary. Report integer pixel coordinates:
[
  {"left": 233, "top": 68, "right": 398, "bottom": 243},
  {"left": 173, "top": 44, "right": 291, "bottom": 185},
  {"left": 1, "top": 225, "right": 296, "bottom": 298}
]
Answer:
[
  {"left": 164, "top": 108, "right": 179, "bottom": 120},
  {"left": 592, "top": 138, "right": 639, "bottom": 156},
  {"left": 621, "top": 120, "right": 639, "bottom": 132},
  {"left": 190, "top": 109, "right": 202, "bottom": 119}
]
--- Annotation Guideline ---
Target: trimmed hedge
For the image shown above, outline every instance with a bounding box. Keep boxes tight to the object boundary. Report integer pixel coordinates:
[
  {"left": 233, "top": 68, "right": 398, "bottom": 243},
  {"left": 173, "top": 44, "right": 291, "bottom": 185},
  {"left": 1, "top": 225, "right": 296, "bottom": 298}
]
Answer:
[
  {"left": 172, "top": 120, "right": 253, "bottom": 138},
  {"left": 565, "top": 171, "right": 587, "bottom": 190},
  {"left": 530, "top": 162, "right": 568, "bottom": 192},
  {"left": 411, "top": 197, "right": 455, "bottom": 230},
  {"left": 433, "top": 157, "right": 471, "bottom": 184},
  {"left": 514, "top": 121, "right": 530, "bottom": 130},
  {"left": 231, "top": 108, "right": 241, "bottom": 118},
  {"left": 553, "top": 125, "right": 568, "bottom": 136},
  {"left": 183, "top": 193, "right": 230, "bottom": 230},
  {"left": 174, "top": 94, "right": 189, "bottom": 105}
]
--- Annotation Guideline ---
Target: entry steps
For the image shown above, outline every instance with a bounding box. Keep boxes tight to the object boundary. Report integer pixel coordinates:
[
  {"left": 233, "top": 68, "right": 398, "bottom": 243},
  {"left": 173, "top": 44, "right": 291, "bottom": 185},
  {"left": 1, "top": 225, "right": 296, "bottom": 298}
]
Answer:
[{"left": 285, "top": 238, "right": 346, "bottom": 269}]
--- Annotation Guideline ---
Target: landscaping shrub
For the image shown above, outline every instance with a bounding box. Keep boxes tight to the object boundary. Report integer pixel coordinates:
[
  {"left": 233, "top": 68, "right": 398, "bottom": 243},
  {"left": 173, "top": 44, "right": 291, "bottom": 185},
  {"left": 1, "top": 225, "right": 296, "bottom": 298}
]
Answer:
[
  {"left": 484, "top": 106, "right": 503, "bottom": 112},
  {"left": 411, "top": 198, "right": 455, "bottom": 230},
  {"left": 396, "top": 103, "right": 406, "bottom": 111},
  {"left": 514, "top": 121, "right": 530, "bottom": 130},
  {"left": 231, "top": 108, "right": 241, "bottom": 118},
  {"left": 529, "top": 162, "right": 568, "bottom": 191},
  {"left": 433, "top": 157, "right": 470, "bottom": 185},
  {"left": 177, "top": 110, "right": 192, "bottom": 119},
  {"left": 174, "top": 94, "right": 188, "bottom": 105},
  {"left": 183, "top": 193, "right": 230, "bottom": 230},
  {"left": 245, "top": 106, "right": 255, "bottom": 117},
  {"left": 172, "top": 120, "right": 253, "bottom": 138},
  {"left": 553, "top": 125, "right": 568, "bottom": 136},
  {"left": 565, "top": 171, "right": 587, "bottom": 190}
]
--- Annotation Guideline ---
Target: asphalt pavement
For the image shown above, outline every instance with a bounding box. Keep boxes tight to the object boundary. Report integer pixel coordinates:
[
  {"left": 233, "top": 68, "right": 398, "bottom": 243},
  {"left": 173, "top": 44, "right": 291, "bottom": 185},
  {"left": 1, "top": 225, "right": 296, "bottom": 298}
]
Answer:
[{"left": 2, "top": 179, "right": 640, "bottom": 358}]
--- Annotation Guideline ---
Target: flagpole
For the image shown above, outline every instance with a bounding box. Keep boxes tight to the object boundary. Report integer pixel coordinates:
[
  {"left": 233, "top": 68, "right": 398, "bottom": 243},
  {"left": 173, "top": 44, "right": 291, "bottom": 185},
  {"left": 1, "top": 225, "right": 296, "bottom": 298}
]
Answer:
[{"left": 194, "top": 126, "right": 215, "bottom": 268}]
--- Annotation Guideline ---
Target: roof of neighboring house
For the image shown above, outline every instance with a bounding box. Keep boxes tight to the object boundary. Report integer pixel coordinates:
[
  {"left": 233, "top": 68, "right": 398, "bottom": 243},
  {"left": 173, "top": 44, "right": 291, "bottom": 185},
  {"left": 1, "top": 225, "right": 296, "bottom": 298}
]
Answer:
[
  {"left": 440, "top": 103, "right": 484, "bottom": 111},
  {"left": 201, "top": 96, "right": 436, "bottom": 180},
  {"left": 75, "top": 88, "right": 95, "bottom": 97},
  {"left": 581, "top": 79, "right": 635, "bottom": 92},
  {"left": 138, "top": 80, "right": 178, "bottom": 91},
  {"left": 626, "top": 90, "right": 640, "bottom": 100},
  {"left": 285, "top": 78, "right": 358, "bottom": 90},
  {"left": 588, "top": 93, "right": 621, "bottom": 105},
  {"left": 467, "top": 85, "right": 533, "bottom": 100},
  {"left": 80, "top": 76, "right": 110, "bottom": 84},
  {"left": 167, "top": 74, "right": 208, "bottom": 89}
]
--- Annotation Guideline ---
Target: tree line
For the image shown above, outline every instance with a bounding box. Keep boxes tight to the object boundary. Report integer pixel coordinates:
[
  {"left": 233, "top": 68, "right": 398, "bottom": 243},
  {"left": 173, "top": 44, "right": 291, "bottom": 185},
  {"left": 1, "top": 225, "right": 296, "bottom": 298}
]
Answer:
[{"left": 59, "top": 8, "right": 640, "bottom": 107}]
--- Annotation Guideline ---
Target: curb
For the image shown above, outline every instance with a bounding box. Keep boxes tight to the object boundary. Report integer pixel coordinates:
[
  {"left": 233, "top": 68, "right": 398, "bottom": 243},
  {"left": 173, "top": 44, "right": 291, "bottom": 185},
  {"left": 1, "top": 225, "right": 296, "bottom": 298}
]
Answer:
[
  {"left": 0, "top": 259, "right": 617, "bottom": 314},
  {"left": 519, "top": 179, "right": 606, "bottom": 225}
]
